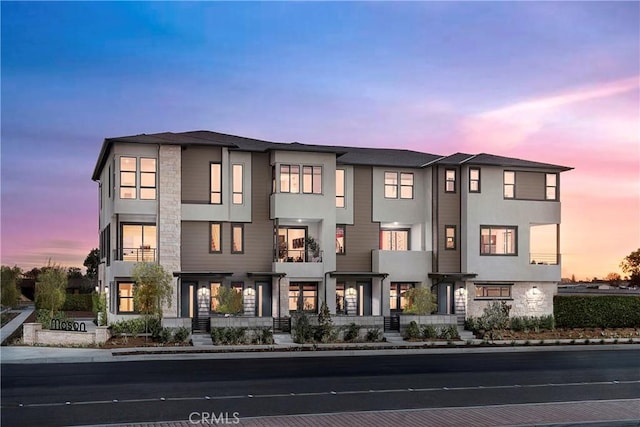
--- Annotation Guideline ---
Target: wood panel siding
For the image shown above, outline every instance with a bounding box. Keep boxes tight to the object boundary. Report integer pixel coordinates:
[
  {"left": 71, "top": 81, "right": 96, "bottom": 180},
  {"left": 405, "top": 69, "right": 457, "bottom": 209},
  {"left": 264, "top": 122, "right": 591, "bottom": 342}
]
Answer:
[
  {"left": 336, "top": 166, "right": 379, "bottom": 271},
  {"left": 436, "top": 166, "right": 461, "bottom": 272},
  {"left": 515, "top": 171, "right": 545, "bottom": 200},
  {"left": 181, "top": 152, "right": 272, "bottom": 272},
  {"left": 181, "top": 146, "right": 222, "bottom": 203}
]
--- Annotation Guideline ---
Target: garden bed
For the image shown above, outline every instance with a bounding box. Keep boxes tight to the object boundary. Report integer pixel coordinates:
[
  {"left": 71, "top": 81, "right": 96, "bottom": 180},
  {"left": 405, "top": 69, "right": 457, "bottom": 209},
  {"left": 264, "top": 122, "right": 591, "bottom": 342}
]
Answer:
[
  {"left": 1, "top": 312, "right": 19, "bottom": 327},
  {"left": 101, "top": 336, "right": 192, "bottom": 349},
  {"left": 492, "top": 328, "right": 640, "bottom": 340}
]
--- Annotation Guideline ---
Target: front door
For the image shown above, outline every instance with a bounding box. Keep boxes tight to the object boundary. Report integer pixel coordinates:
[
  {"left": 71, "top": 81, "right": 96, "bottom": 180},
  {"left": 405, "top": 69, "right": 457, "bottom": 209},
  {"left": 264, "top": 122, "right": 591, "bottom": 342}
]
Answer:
[
  {"left": 357, "top": 281, "right": 372, "bottom": 316},
  {"left": 180, "top": 282, "right": 196, "bottom": 318},
  {"left": 256, "top": 282, "right": 272, "bottom": 317}
]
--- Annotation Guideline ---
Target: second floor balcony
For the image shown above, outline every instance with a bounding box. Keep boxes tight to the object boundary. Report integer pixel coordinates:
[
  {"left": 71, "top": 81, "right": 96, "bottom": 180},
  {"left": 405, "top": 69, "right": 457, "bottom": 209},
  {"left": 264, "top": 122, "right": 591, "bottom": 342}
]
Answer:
[{"left": 115, "top": 247, "right": 157, "bottom": 262}]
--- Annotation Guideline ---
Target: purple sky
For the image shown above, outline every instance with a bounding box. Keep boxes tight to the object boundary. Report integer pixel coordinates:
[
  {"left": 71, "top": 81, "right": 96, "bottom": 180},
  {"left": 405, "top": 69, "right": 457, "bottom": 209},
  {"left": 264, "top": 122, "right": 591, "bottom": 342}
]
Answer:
[{"left": 1, "top": 2, "right": 638, "bottom": 280}]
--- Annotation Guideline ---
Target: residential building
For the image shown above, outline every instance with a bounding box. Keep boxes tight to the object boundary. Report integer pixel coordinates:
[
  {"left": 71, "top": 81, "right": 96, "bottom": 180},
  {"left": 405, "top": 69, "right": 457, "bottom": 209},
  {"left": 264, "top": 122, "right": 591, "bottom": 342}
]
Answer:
[{"left": 92, "top": 131, "right": 571, "bottom": 330}]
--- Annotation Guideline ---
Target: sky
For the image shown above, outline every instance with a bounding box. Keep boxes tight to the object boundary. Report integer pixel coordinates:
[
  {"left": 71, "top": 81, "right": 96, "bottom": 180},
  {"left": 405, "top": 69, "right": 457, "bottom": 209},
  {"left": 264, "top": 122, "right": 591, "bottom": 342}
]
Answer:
[{"left": 1, "top": 2, "right": 638, "bottom": 280}]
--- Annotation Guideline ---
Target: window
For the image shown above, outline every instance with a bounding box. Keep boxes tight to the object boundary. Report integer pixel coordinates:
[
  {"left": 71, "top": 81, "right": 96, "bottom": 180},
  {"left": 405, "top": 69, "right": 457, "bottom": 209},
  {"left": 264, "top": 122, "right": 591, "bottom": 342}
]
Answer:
[
  {"left": 380, "top": 229, "right": 410, "bottom": 251},
  {"left": 278, "top": 227, "right": 307, "bottom": 262},
  {"left": 475, "top": 284, "right": 512, "bottom": 299},
  {"left": 545, "top": 173, "right": 557, "bottom": 200},
  {"left": 445, "top": 169, "right": 456, "bottom": 193},
  {"left": 118, "top": 283, "right": 135, "bottom": 313},
  {"left": 280, "top": 164, "right": 300, "bottom": 193},
  {"left": 289, "top": 283, "right": 317, "bottom": 312},
  {"left": 232, "top": 164, "right": 243, "bottom": 204},
  {"left": 445, "top": 225, "right": 456, "bottom": 250},
  {"left": 231, "top": 223, "right": 244, "bottom": 254},
  {"left": 210, "top": 163, "right": 222, "bottom": 204},
  {"left": 303, "top": 165, "right": 322, "bottom": 194},
  {"left": 121, "top": 224, "right": 156, "bottom": 261},
  {"left": 210, "top": 223, "right": 222, "bottom": 253},
  {"left": 336, "top": 225, "right": 346, "bottom": 255},
  {"left": 384, "top": 172, "right": 398, "bottom": 198},
  {"left": 400, "top": 173, "right": 414, "bottom": 199},
  {"left": 108, "top": 165, "right": 112, "bottom": 198},
  {"left": 469, "top": 168, "right": 481, "bottom": 193},
  {"left": 335, "top": 282, "right": 346, "bottom": 314},
  {"left": 504, "top": 171, "right": 515, "bottom": 199},
  {"left": 139, "top": 158, "right": 156, "bottom": 200},
  {"left": 481, "top": 226, "right": 517, "bottom": 255},
  {"left": 336, "top": 169, "right": 345, "bottom": 207},
  {"left": 120, "top": 157, "right": 137, "bottom": 199},
  {"left": 390, "top": 283, "right": 414, "bottom": 313}
]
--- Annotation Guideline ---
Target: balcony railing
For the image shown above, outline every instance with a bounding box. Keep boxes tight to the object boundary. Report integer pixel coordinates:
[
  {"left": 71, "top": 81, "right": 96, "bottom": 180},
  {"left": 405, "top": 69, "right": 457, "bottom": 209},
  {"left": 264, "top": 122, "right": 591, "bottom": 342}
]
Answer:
[
  {"left": 115, "top": 247, "right": 157, "bottom": 262},
  {"left": 277, "top": 249, "right": 323, "bottom": 263},
  {"left": 529, "top": 253, "right": 559, "bottom": 265}
]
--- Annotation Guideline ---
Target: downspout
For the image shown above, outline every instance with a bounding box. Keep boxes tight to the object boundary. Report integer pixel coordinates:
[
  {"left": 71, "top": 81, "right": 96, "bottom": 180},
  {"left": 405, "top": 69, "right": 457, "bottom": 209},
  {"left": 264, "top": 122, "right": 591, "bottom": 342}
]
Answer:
[{"left": 381, "top": 273, "right": 389, "bottom": 316}]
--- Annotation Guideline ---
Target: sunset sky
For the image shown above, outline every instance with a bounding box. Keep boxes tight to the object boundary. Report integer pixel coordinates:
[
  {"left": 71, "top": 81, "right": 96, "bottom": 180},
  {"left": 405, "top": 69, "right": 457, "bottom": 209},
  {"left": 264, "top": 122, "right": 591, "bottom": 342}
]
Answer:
[{"left": 1, "top": 2, "right": 638, "bottom": 280}]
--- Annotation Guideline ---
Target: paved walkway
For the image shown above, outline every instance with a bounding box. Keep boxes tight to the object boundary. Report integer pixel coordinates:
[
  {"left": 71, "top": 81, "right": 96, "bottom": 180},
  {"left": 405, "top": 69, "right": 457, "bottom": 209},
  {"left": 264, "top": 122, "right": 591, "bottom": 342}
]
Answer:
[
  {"left": 0, "top": 306, "right": 34, "bottom": 344},
  {"left": 80, "top": 399, "right": 640, "bottom": 427}
]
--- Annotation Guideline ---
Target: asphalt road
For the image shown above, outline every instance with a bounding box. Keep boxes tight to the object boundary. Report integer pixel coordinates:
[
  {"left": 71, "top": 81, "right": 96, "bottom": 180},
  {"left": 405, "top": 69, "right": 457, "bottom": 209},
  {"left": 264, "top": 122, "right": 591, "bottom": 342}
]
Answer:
[{"left": 2, "top": 347, "right": 639, "bottom": 426}]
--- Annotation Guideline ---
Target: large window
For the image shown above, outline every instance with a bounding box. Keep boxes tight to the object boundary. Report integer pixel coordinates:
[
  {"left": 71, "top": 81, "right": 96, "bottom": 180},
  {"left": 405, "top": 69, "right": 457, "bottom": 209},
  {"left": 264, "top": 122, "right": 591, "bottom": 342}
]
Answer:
[
  {"left": 480, "top": 226, "right": 517, "bottom": 255},
  {"left": 400, "top": 173, "right": 414, "bottom": 199},
  {"left": 475, "top": 284, "right": 512, "bottom": 299},
  {"left": 210, "top": 223, "right": 222, "bottom": 253},
  {"left": 117, "top": 283, "right": 135, "bottom": 313},
  {"left": 121, "top": 224, "right": 156, "bottom": 261},
  {"left": 445, "top": 225, "right": 456, "bottom": 250},
  {"left": 445, "top": 169, "right": 456, "bottom": 193},
  {"left": 120, "top": 157, "right": 137, "bottom": 199},
  {"left": 545, "top": 173, "right": 558, "bottom": 200},
  {"left": 504, "top": 171, "right": 515, "bottom": 199},
  {"left": 469, "top": 168, "right": 481, "bottom": 193},
  {"left": 384, "top": 172, "right": 398, "bottom": 198},
  {"left": 336, "top": 169, "right": 345, "bottom": 207},
  {"left": 303, "top": 165, "right": 322, "bottom": 194},
  {"left": 380, "top": 229, "right": 410, "bottom": 251},
  {"left": 289, "top": 283, "right": 317, "bottom": 313},
  {"left": 140, "top": 158, "right": 157, "bottom": 200},
  {"left": 390, "top": 283, "right": 414, "bottom": 313},
  {"left": 232, "top": 164, "right": 243, "bottom": 204},
  {"left": 280, "top": 165, "right": 300, "bottom": 193},
  {"left": 231, "top": 223, "right": 244, "bottom": 254},
  {"left": 278, "top": 227, "right": 307, "bottom": 262},
  {"left": 384, "top": 171, "right": 413, "bottom": 199},
  {"left": 336, "top": 225, "right": 346, "bottom": 255},
  {"left": 210, "top": 163, "right": 222, "bottom": 204}
]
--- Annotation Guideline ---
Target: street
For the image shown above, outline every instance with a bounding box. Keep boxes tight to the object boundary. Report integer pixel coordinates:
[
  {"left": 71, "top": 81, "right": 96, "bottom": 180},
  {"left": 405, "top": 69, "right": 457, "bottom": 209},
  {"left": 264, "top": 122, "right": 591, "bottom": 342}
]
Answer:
[{"left": 2, "top": 347, "right": 639, "bottom": 426}]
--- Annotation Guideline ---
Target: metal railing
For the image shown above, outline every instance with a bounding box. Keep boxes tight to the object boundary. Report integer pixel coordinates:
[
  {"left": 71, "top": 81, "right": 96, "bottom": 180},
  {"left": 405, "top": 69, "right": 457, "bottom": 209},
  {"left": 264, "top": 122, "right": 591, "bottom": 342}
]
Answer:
[
  {"left": 116, "top": 247, "right": 157, "bottom": 262},
  {"left": 277, "top": 249, "right": 323, "bottom": 263},
  {"left": 529, "top": 253, "right": 559, "bottom": 265}
]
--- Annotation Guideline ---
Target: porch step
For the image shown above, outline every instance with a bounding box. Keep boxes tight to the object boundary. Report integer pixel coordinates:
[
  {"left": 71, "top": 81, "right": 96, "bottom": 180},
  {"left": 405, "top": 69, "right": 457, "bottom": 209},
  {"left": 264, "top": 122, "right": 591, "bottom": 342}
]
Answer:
[
  {"left": 273, "top": 333, "right": 294, "bottom": 345},
  {"left": 191, "top": 332, "right": 213, "bottom": 346},
  {"left": 383, "top": 332, "right": 404, "bottom": 344},
  {"left": 457, "top": 328, "right": 476, "bottom": 341}
]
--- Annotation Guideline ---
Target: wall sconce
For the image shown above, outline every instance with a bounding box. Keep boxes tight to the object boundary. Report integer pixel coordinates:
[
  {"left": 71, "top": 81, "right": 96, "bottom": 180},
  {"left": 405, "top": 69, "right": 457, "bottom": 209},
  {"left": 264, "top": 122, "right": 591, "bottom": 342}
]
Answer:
[
  {"left": 244, "top": 287, "right": 256, "bottom": 296},
  {"left": 346, "top": 287, "right": 357, "bottom": 297}
]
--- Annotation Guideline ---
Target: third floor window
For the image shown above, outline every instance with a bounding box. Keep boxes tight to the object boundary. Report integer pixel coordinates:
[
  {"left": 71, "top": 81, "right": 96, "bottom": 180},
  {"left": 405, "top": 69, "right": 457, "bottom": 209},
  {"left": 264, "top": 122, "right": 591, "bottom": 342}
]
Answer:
[
  {"left": 380, "top": 229, "right": 410, "bottom": 251},
  {"left": 302, "top": 165, "right": 322, "bottom": 194},
  {"left": 336, "top": 169, "right": 345, "bottom": 207},
  {"left": 210, "top": 163, "right": 222, "bottom": 204},
  {"left": 280, "top": 165, "right": 300, "bottom": 193},
  {"left": 385, "top": 172, "right": 414, "bottom": 199}
]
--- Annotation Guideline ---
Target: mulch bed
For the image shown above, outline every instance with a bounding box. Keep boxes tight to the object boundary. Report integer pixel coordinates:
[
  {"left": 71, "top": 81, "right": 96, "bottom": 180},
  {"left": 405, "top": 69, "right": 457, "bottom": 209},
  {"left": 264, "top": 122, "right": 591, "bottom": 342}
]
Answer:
[
  {"left": 489, "top": 328, "right": 640, "bottom": 340},
  {"left": 1, "top": 312, "right": 19, "bottom": 327},
  {"left": 101, "top": 336, "right": 191, "bottom": 349}
]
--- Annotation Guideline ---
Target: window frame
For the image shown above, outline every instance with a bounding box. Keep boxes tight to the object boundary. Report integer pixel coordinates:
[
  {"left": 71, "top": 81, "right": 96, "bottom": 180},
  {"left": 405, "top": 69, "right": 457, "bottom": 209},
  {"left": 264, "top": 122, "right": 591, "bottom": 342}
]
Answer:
[
  {"left": 445, "top": 225, "right": 457, "bottom": 250},
  {"left": 280, "top": 164, "right": 300, "bottom": 193},
  {"left": 139, "top": 157, "right": 157, "bottom": 200},
  {"left": 390, "top": 282, "right": 415, "bottom": 313},
  {"left": 445, "top": 169, "right": 456, "bottom": 193},
  {"left": 469, "top": 167, "right": 481, "bottom": 193},
  {"left": 336, "top": 225, "right": 346, "bottom": 255},
  {"left": 545, "top": 173, "right": 558, "bottom": 201},
  {"left": 336, "top": 169, "right": 345, "bottom": 208},
  {"left": 232, "top": 164, "right": 244, "bottom": 205},
  {"left": 474, "top": 284, "right": 513, "bottom": 300},
  {"left": 120, "top": 223, "right": 157, "bottom": 261},
  {"left": 231, "top": 223, "right": 244, "bottom": 254},
  {"left": 117, "top": 282, "right": 136, "bottom": 313},
  {"left": 380, "top": 228, "right": 411, "bottom": 251},
  {"left": 503, "top": 171, "right": 515, "bottom": 199},
  {"left": 400, "top": 172, "right": 414, "bottom": 199},
  {"left": 384, "top": 171, "right": 398, "bottom": 199},
  {"left": 210, "top": 222, "right": 222, "bottom": 253},
  {"left": 210, "top": 162, "right": 222, "bottom": 204},
  {"left": 480, "top": 225, "right": 518, "bottom": 256},
  {"left": 302, "top": 165, "right": 322, "bottom": 194},
  {"left": 119, "top": 156, "right": 137, "bottom": 199},
  {"left": 288, "top": 282, "right": 318, "bottom": 313}
]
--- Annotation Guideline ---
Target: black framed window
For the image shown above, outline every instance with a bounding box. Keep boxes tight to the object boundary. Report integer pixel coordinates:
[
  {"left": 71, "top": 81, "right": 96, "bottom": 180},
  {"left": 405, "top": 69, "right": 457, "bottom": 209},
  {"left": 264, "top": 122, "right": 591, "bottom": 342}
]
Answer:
[
  {"left": 140, "top": 158, "right": 157, "bottom": 200},
  {"left": 121, "top": 224, "right": 156, "bottom": 261},
  {"left": 380, "top": 228, "right": 410, "bottom": 251},
  {"left": 384, "top": 171, "right": 398, "bottom": 198},
  {"left": 210, "top": 163, "right": 222, "bottom": 204},
  {"left": 232, "top": 164, "right": 243, "bottom": 204},
  {"left": 336, "top": 169, "right": 345, "bottom": 207},
  {"left": 475, "top": 284, "right": 512, "bottom": 299},
  {"left": 231, "top": 223, "right": 244, "bottom": 254},
  {"left": 390, "top": 282, "right": 414, "bottom": 313},
  {"left": 335, "top": 282, "right": 346, "bottom": 314},
  {"left": 210, "top": 222, "right": 222, "bottom": 253},
  {"left": 545, "top": 173, "right": 558, "bottom": 200},
  {"left": 289, "top": 282, "right": 318, "bottom": 313},
  {"left": 480, "top": 226, "right": 517, "bottom": 255},
  {"left": 445, "top": 169, "right": 456, "bottom": 193},
  {"left": 469, "top": 168, "right": 481, "bottom": 193},
  {"left": 336, "top": 225, "right": 346, "bottom": 255},
  {"left": 302, "top": 165, "right": 322, "bottom": 194},
  {"left": 120, "top": 157, "right": 137, "bottom": 199},
  {"left": 400, "top": 172, "right": 414, "bottom": 199},
  {"left": 504, "top": 171, "right": 515, "bottom": 199},
  {"left": 117, "top": 282, "right": 135, "bottom": 313},
  {"left": 445, "top": 225, "right": 456, "bottom": 250},
  {"left": 280, "top": 164, "right": 300, "bottom": 193}
]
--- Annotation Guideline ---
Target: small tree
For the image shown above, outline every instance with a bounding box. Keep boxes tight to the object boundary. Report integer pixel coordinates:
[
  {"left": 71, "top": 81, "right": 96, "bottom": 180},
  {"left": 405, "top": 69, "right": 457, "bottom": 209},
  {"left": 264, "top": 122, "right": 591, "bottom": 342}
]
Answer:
[
  {"left": 403, "top": 287, "right": 437, "bottom": 315},
  {"left": 316, "top": 300, "right": 333, "bottom": 343},
  {"left": 35, "top": 264, "right": 67, "bottom": 317},
  {"left": 1, "top": 266, "right": 22, "bottom": 308},
  {"left": 84, "top": 248, "right": 100, "bottom": 283},
  {"left": 621, "top": 248, "right": 640, "bottom": 287},
  {"left": 605, "top": 272, "right": 621, "bottom": 287},
  {"left": 131, "top": 262, "right": 172, "bottom": 319},
  {"left": 216, "top": 287, "right": 243, "bottom": 314},
  {"left": 478, "top": 301, "right": 511, "bottom": 341}
]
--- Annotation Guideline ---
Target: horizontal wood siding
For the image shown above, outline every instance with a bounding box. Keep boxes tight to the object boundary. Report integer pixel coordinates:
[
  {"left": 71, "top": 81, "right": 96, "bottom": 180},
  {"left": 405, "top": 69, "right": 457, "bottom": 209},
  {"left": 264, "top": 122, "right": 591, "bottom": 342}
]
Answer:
[
  {"left": 181, "top": 152, "right": 272, "bottom": 273},
  {"left": 515, "top": 171, "right": 545, "bottom": 200},
  {"left": 181, "top": 146, "right": 222, "bottom": 203},
  {"left": 336, "top": 166, "right": 379, "bottom": 271},
  {"left": 437, "top": 166, "right": 460, "bottom": 272}
]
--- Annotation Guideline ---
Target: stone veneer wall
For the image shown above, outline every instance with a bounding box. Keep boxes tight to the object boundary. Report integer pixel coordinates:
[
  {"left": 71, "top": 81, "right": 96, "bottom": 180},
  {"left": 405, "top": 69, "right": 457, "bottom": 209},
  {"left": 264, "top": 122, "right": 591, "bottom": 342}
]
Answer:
[
  {"left": 23, "top": 323, "right": 110, "bottom": 345},
  {"left": 465, "top": 282, "right": 557, "bottom": 318},
  {"left": 399, "top": 314, "right": 457, "bottom": 333},
  {"left": 210, "top": 317, "right": 273, "bottom": 329},
  {"left": 159, "top": 145, "right": 181, "bottom": 317}
]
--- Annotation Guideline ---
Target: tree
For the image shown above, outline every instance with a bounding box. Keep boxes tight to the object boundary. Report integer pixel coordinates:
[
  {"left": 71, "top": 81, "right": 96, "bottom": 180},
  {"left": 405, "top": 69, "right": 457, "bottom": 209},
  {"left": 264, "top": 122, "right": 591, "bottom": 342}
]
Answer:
[
  {"left": 84, "top": 248, "right": 100, "bottom": 282},
  {"left": 215, "top": 286, "right": 243, "bottom": 315},
  {"left": 35, "top": 264, "right": 67, "bottom": 316},
  {"left": 402, "top": 287, "right": 437, "bottom": 315},
  {"left": 67, "top": 267, "right": 83, "bottom": 279},
  {"left": 605, "top": 272, "right": 621, "bottom": 286},
  {"left": 620, "top": 248, "right": 640, "bottom": 287},
  {"left": 1, "top": 266, "right": 22, "bottom": 307},
  {"left": 131, "top": 262, "right": 172, "bottom": 319},
  {"left": 571, "top": 274, "right": 576, "bottom": 283}
]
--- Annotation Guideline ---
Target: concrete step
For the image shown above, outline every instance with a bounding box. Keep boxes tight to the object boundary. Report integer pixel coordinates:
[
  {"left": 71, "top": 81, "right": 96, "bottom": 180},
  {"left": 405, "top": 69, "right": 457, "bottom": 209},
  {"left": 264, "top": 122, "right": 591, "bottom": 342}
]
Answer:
[
  {"left": 191, "top": 333, "right": 213, "bottom": 346},
  {"left": 273, "top": 333, "right": 294, "bottom": 345}
]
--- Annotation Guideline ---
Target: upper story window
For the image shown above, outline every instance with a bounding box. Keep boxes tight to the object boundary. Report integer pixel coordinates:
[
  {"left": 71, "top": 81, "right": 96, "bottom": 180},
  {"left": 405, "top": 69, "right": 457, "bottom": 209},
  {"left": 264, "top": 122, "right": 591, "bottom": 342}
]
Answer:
[
  {"left": 504, "top": 171, "right": 515, "bottom": 199},
  {"left": 336, "top": 169, "right": 345, "bottom": 208},
  {"left": 445, "top": 225, "right": 456, "bottom": 250},
  {"left": 231, "top": 223, "right": 244, "bottom": 254},
  {"left": 480, "top": 226, "right": 517, "bottom": 255},
  {"left": 280, "top": 165, "right": 300, "bottom": 193},
  {"left": 210, "top": 222, "right": 222, "bottom": 253},
  {"left": 545, "top": 173, "right": 558, "bottom": 200},
  {"left": 336, "top": 225, "right": 346, "bottom": 255},
  {"left": 140, "top": 158, "right": 157, "bottom": 200},
  {"left": 121, "top": 224, "right": 156, "bottom": 261},
  {"left": 400, "top": 173, "right": 414, "bottom": 199},
  {"left": 380, "top": 228, "right": 410, "bottom": 251},
  {"left": 469, "top": 168, "right": 481, "bottom": 193},
  {"left": 210, "top": 163, "right": 222, "bottom": 204},
  {"left": 120, "top": 157, "right": 137, "bottom": 199},
  {"left": 232, "top": 164, "right": 243, "bottom": 204},
  {"left": 385, "top": 172, "right": 414, "bottom": 199},
  {"left": 445, "top": 169, "right": 456, "bottom": 193},
  {"left": 302, "top": 165, "right": 322, "bottom": 194},
  {"left": 384, "top": 172, "right": 398, "bottom": 198}
]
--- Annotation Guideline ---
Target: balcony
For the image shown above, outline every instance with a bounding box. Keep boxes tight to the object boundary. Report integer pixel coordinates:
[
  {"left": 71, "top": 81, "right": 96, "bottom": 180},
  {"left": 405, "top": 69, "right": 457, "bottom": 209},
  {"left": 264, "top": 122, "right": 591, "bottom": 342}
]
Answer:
[
  {"left": 529, "top": 253, "right": 559, "bottom": 265},
  {"left": 273, "top": 248, "right": 324, "bottom": 277},
  {"left": 276, "top": 248, "right": 323, "bottom": 263},
  {"left": 115, "top": 247, "right": 157, "bottom": 262}
]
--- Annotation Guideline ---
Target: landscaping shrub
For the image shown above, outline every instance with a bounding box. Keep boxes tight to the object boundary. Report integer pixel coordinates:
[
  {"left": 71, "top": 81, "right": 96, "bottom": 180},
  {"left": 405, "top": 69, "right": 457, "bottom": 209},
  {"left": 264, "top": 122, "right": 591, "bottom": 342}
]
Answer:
[
  {"left": 292, "top": 312, "right": 314, "bottom": 344},
  {"left": 173, "top": 326, "right": 190, "bottom": 343},
  {"left": 62, "top": 294, "right": 93, "bottom": 311},
  {"left": 210, "top": 327, "right": 246, "bottom": 345},
  {"left": 404, "top": 320, "right": 422, "bottom": 340},
  {"left": 554, "top": 295, "right": 640, "bottom": 328},
  {"left": 252, "top": 327, "right": 274, "bottom": 345},
  {"left": 366, "top": 328, "right": 382, "bottom": 342},
  {"left": 109, "top": 317, "right": 160, "bottom": 337},
  {"left": 437, "top": 325, "right": 459, "bottom": 340},
  {"left": 343, "top": 323, "right": 360, "bottom": 342},
  {"left": 36, "top": 309, "right": 68, "bottom": 329},
  {"left": 422, "top": 324, "right": 437, "bottom": 339},
  {"left": 315, "top": 301, "right": 334, "bottom": 343},
  {"left": 402, "top": 287, "right": 437, "bottom": 315},
  {"left": 158, "top": 327, "right": 172, "bottom": 343}
]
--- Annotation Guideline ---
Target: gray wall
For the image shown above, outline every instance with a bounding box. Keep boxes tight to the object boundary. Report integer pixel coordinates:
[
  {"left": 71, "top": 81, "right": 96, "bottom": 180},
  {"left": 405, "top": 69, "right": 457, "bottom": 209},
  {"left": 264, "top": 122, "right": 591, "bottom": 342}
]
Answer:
[
  {"left": 436, "top": 166, "right": 461, "bottom": 272},
  {"left": 181, "top": 145, "right": 222, "bottom": 203}
]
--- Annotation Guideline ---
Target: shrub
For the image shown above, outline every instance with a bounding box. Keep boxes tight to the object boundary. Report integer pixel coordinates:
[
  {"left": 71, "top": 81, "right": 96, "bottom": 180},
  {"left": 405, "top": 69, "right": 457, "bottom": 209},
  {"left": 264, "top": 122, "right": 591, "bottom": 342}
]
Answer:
[
  {"left": 173, "top": 326, "right": 190, "bottom": 343},
  {"left": 316, "top": 301, "right": 334, "bottom": 343},
  {"left": 422, "top": 324, "right": 437, "bottom": 339},
  {"left": 404, "top": 320, "right": 422, "bottom": 340},
  {"left": 403, "top": 287, "right": 437, "bottom": 315},
  {"left": 215, "top": 287, "right": 243, "bottom": 315},
  {"left": 1, "top": 266, "right": 22, "bottom": 308},
  {"left": 343, "top": 323, "right": 360, "bottom": 342},
  {"left": 554, "top": 295, "right": 640, "bottom": 328},
  {"left": 92, "top": 292, "right": 108, "bottom": 326},
  {"left": 210, "top": 327, "right": 246, "bottom": 345},
  {"left": 293, "top": 312, "right": 314, "bottom": 344},
  {"left": 35, "top": 265, "right": 67, "bottom": 316},
  {"left": 62, "top": 294, "right": 93, "bottom": 311},
  {"left": 438, "top": 325, "right": 460, "bottom": 340},
  {"left": 252, "top": 327, "right": 274, "bottom": 345},
  {"left": 36, "top": 309, "right": 68, "bottom": 329},
  {"left": 478, "top": 301, "right": 511, "bottom": 340},
  {"left": 158, "top": 327, "right": 172, "bottom": 343},
  {"left": 109, "top": 317, "right": 159, "bottom": 337},
  {"left": 366, "top": 328, "right": 382, "bottom": 342}
]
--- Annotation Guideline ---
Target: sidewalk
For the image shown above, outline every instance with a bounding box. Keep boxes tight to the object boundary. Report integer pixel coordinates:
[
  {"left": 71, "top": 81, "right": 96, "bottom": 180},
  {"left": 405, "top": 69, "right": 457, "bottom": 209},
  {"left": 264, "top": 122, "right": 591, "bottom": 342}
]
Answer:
[{"left": 0, "top": 306, "right": 34, "bottom": 344}]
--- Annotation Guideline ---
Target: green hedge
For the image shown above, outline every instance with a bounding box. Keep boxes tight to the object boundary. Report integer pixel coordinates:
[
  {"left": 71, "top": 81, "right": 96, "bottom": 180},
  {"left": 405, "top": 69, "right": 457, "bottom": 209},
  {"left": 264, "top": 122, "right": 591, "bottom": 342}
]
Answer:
[
  {"left": 62, "top": 294, "right": 93, "bottom": 311},
  {"left": 554, "top": 295, "right": 640, "bottom": 328}
]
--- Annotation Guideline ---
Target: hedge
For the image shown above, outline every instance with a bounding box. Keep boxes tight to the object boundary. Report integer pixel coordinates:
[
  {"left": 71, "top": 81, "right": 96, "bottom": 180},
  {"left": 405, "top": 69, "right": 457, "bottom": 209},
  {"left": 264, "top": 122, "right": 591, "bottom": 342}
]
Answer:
[
  {"left": 61, "top": 294, "right": 94, "bottom": 311},
  {"left": 554, "top": 295, "right": 640, "bottom": 328}
]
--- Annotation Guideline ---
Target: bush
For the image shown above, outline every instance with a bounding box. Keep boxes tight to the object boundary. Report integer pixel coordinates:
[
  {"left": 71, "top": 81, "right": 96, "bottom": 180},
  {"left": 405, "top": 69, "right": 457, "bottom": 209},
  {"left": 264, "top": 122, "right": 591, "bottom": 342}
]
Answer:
[
  {"left": 404, "top": 320, "right": 422, "bottom": 340},
  {"left": 403, "top": 287, "right": 437, "bottom": 315},
  {"left": 343, "top": 323, "right": 360, "bottom": 342},
  {"left": 437, "top": 325, "right": 459, "bottom": 340},
  {"left": 554, "top": 295, "right": 640, "bottom": 328},
  {"left": 422, "top": 324, "right": 437, "bottom": 339},
  {"left": 173, "top": 327, "right": 190, "bottom": 343},
  {"left": 36, "top": 309, "right": 68, "bottom": 329},
  {"left": 109, "top": 317, "right": 159, "bottom": 337},
  {"left": 366, "top": 328, "right": 382, "bottom": 342},
  {"left": 316, "top": 301, "right": 333, "bottom": 343},
  {"left": 92, "top": 292, "right": 107, "bottom": 326},
  {"left": 293, "top": 312, "right": 314, "bottom": 344},
  {"left": 215, "top": 287, "right": 243, "bottom": 315},
  {"left": 62, "top": 294, "right": 93, "bottom": 311},
  {"left": 1, "top": 266, "right": 22, "bottom": 308},
  {"left": 252, "top": 327, "right": 274, "bottom": 345},
  {"left": 211, "top": 327, "right": 246, "bottom": 345},
  {"left": 158, "top": 327, "right": 172, "bottom": 343}
]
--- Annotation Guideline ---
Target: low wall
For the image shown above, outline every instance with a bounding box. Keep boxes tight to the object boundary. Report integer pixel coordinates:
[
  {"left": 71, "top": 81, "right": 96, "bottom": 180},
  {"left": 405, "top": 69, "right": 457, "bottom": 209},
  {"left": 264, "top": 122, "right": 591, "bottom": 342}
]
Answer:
[
  {"left": 210, "top": 316, "right": 273, "bottom": 329},
  {"left": 23, "top": 323, "right": 110, "bottom": 346},
  {"left": 162, "top": 317, "right": 192, "bottom": 328},
  {"left": 291, "top": 315, "right": 384, "bottom": 329},
  {"left": 399, "top": 314, "right": 457, "bottom": 333}
]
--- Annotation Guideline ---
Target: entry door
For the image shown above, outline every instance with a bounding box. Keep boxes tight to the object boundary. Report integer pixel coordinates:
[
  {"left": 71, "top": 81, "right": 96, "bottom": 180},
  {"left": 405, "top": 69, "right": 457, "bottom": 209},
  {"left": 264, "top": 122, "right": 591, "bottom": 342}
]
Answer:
[
  {"left": 196, "top": 284, "right": 210, "bottom": 319},
  {"left": 181, "top": 282, "right": 196, "bottom": 318},
  {"left": 256, "top": 282, "right": 272, "bottom": 317},
  {"left": 357, "top": 282, "right": 372, "bottom": 316}
]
